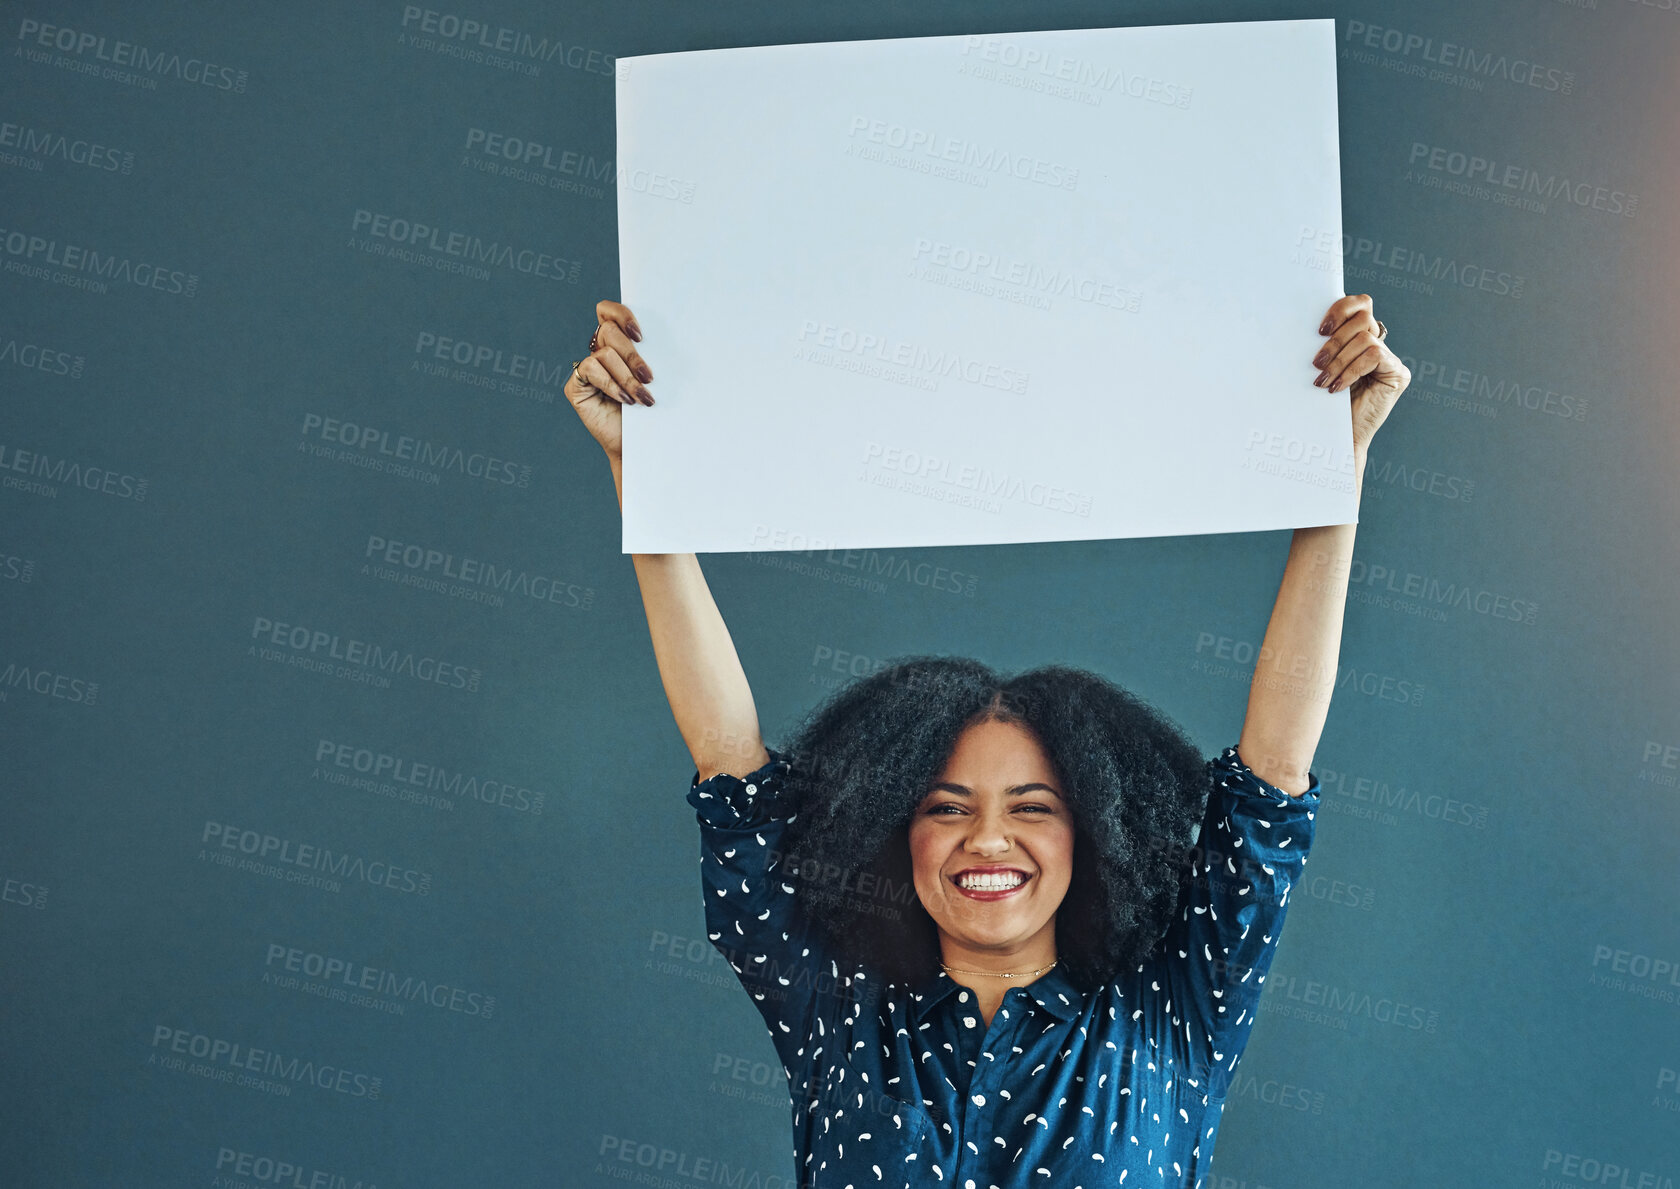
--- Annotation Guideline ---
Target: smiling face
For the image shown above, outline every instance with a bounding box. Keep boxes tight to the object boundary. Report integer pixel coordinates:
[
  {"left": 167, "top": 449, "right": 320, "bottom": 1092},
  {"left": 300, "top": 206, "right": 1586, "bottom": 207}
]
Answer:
[{"left": 908, "top": 716, "right": 1075, "bottom": 971}]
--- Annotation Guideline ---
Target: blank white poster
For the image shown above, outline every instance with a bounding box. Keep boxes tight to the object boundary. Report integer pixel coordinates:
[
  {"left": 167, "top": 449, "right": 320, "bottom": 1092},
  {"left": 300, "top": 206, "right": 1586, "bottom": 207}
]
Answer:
[{"left": 616, "top": 19, "right": 1355, "bottom": 554}]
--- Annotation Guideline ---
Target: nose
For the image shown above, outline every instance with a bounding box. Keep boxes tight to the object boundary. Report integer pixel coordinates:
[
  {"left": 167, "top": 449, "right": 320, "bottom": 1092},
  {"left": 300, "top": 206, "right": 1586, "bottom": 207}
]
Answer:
[{"left": 961, "top": 809, "right": 1013, "bottom": 858}]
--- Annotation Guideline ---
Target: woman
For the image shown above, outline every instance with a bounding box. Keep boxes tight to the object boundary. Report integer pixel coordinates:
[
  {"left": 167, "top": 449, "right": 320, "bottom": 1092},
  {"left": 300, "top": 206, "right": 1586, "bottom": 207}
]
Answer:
[{"left": 565, "top": 296, "right": 1409, "bottom": 1187}]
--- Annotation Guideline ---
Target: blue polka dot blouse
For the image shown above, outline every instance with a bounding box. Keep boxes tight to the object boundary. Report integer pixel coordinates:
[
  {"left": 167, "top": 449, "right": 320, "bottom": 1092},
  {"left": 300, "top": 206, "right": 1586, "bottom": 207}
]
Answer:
[{"left": 686, "top": 744, "right": 1321, "bottom": 1188}]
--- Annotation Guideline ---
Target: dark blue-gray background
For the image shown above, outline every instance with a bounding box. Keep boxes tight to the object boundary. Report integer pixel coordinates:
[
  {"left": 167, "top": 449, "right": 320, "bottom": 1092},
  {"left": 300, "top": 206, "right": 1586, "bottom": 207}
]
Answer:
[{"left": 3, "top": 2, "right": 1677, "bottom": 1187}]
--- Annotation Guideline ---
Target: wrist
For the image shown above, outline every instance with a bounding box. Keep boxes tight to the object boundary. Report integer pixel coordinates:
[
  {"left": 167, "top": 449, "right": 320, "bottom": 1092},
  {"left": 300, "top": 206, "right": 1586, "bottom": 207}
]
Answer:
[{"left": 606, "top": 449, "right": 623, "bottom": 510}]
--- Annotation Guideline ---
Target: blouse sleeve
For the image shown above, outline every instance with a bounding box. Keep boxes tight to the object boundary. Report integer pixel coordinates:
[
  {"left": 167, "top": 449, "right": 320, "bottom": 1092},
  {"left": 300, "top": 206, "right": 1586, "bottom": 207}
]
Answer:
[
  {"left": 1145, "top": 745, "right": 1321, "bottom": 1098},
  {"left": 685, "top": 746, "right": 825, "bottom": 1080}
]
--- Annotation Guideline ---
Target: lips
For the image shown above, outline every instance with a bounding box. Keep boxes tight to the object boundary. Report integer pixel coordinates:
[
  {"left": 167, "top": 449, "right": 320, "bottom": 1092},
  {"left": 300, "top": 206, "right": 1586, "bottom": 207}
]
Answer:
[{"left": 949, "top": 865, "right": 1032, "bottom": 900}]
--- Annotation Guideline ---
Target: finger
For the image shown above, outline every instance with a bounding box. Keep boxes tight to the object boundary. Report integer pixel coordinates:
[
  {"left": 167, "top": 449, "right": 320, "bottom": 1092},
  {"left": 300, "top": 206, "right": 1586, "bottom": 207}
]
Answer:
[
  {"left": 1323, "top": 340, "right": 1382, "bottom": 393},
  {"left": 595, "top": 298, "right": 643, "bottom": 342},
  {"left": 596, "top": 320, "right": 654, "bottom": 387},
  {"left": 1312, "top": 308, "right": 1379, "bottom": 370},
  {"left": 595, "top": 344, "right": 653, "bottom": 405},
  {"left": 1317, "top": 333, "right": 1377, "bottom": 389},
  {"left": 577, "top": 355, "right": 635, "bottom": 405},
  {"left": 1319, "top": 292, "right": 1374, "bottom": 336}
]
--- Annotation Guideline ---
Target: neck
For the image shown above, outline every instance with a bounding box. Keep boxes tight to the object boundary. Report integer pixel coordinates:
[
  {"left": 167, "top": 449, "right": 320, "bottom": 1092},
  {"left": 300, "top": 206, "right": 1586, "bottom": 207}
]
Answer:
[{"left": 937, "top": 929, "right": 1057, "bottom": 981}]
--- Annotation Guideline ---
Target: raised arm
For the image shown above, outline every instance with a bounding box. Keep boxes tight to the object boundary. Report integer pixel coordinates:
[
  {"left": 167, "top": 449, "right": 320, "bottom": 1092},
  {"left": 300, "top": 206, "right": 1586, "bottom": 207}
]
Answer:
[
  {"left": 1237, "top": 295, "right": 1410, "bottom": 794},
  {"left": 611, "top": 469, "right": 769, "bottom": 782},
  {"left": 566, "top": 299, "right": 769, "bottom": 782}
]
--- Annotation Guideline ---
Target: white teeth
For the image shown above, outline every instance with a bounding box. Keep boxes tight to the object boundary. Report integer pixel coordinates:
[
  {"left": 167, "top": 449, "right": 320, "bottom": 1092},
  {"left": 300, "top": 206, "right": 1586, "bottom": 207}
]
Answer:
[{"left": 957, "top": 871, "right": 1025, "bottom": 891}]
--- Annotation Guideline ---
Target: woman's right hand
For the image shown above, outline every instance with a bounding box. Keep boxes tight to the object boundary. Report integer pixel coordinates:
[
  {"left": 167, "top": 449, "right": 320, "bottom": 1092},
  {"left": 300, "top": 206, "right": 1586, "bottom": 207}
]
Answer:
[{"left": 563, "top": 299, "right": 655, "bottom": 459}]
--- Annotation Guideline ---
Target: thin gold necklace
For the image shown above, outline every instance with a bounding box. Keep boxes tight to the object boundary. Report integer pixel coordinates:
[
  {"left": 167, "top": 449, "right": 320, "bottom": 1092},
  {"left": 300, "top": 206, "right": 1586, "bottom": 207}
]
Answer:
[{"left": 939, "top": 958, "right": 1058, "bottom": 980}]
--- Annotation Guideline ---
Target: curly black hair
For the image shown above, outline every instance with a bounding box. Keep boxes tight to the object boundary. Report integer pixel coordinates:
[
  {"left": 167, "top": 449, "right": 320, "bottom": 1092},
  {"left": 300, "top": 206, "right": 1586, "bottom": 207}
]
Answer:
[{"left": 774, "top": 655, "right": 1210, "bottom": 994}]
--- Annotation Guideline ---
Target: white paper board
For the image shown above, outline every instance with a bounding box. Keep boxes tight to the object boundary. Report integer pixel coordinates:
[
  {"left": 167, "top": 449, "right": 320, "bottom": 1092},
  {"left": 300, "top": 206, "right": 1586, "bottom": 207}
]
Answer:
[{"left": 616, "top": 20, "right": 1354, "bottom": 553}]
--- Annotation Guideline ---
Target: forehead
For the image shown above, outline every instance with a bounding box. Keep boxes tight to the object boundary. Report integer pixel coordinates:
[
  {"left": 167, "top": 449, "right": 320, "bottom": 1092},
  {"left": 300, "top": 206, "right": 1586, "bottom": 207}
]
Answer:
[{"left": 933, "top": 718, "right": 1059, "bottom": 787}]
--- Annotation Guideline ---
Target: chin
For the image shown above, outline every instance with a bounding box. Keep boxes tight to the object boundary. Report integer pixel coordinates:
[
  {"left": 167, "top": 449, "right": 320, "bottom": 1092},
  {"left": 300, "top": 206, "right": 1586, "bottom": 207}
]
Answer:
[{"left": 950, "top": 920, "right": 1041, "bottom": 948}]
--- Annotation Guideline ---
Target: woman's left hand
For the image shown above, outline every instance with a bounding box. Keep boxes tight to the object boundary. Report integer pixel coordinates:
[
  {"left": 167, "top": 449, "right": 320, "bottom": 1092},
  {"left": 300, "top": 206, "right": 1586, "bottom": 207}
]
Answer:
[{"left": 1312, "top": 294, "right": 1411, "bottom": 455}]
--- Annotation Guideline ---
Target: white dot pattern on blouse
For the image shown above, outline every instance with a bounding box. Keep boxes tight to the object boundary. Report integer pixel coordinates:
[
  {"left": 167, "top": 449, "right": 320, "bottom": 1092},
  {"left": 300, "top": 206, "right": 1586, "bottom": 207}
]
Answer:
[{"left": 685, "top": 744, "right": 1319, "bottom": 1189}]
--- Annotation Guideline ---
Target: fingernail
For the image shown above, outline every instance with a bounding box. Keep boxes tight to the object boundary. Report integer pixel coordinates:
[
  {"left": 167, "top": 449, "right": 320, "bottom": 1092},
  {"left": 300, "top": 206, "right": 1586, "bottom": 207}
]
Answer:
[
  {"left": 1314, "top": 373, "right": 1326, "bottom": 387},
  {"left": 1319, "top": 319, "right": 1331, "bottom": 335},
  {"left": 629, "top": 322, "right": 643, "bottom": 341},
  {"left": 636, "top": 364, "right": 653, "bottom": 382}
]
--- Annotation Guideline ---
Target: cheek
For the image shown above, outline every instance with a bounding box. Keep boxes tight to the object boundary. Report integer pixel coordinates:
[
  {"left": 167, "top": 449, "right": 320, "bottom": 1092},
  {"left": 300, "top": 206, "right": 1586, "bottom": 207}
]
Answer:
[
  {"left": 1044, "top": 824, "right": 1077, "bottom": 886},
  {"left": 906, "top": 825, "right": 944, "bottom": 887}
]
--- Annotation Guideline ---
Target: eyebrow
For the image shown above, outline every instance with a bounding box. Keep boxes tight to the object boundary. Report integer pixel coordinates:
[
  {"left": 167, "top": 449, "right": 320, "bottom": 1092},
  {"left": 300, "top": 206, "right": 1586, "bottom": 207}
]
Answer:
[{"left": 926, "top": 782, "right": 1062, "bottom": 798}]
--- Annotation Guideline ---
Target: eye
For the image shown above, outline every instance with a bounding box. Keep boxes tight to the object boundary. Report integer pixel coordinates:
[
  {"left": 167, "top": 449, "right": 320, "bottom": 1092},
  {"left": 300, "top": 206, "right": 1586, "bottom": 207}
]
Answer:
[{"left": 920, "top": 802, "right": 1056, "bottom": 816}]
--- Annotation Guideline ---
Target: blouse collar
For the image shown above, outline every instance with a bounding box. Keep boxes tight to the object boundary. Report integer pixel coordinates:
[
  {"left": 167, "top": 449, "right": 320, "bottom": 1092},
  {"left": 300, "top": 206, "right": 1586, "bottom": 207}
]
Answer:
[{"left": 907, "top": 961, "right": 1084, "bottom": 1025}]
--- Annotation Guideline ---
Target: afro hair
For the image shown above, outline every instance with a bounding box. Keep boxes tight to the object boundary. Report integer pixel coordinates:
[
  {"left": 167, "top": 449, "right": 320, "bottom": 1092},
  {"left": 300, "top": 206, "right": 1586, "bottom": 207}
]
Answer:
[{"left": 773, "top": 654, "right": 1211, "bottom": 994}]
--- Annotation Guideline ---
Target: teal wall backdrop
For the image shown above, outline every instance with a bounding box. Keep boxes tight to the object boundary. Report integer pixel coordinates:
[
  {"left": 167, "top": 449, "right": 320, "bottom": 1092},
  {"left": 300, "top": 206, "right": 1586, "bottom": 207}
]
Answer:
[{"left": 4, "top": 2, "right": 1678, "bottom": 1187}]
